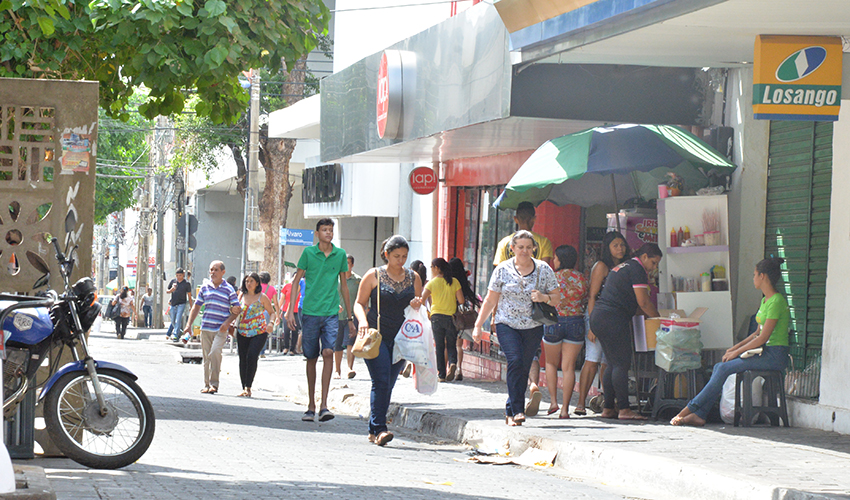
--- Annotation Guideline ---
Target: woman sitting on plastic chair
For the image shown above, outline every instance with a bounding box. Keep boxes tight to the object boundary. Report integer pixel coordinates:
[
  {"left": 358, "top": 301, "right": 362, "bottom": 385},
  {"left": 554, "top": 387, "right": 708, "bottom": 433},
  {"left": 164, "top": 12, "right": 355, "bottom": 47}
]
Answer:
[{"left": 671, "top": 257, "right": 790, "bottom": 427}]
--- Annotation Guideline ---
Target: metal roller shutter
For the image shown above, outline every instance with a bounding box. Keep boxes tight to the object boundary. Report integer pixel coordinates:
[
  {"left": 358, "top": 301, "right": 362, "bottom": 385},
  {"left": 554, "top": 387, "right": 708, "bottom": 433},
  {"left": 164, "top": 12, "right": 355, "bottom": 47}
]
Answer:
[{"left": 764, "top": 121, "right": 831, "bottom": 388}]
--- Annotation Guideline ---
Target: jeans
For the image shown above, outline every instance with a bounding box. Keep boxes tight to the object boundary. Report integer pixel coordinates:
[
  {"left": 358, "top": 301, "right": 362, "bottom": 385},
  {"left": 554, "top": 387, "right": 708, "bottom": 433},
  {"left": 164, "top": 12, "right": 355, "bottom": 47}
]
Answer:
[
  {"left": 431, "top": 314, "right": 458, "bottom": 378},
  {"left": 687, "top": 345, "right": 789, "bottom": 420},
  {"left": 142, "top": 305, "right": 152, "bottom": 328},
  {"left": 495, "top": 323, "right": 544, "bottom": 417},
  {"left": 115, "top": 316, "right": 130, "bottom": 339},
  {"left": 282, "top": 314, "right": 300, "bottom": 352},
  {"left": 237, "top": 333, "right": 268, "bottom": 389},
  {"left": 589, "top": 309, "right": 632, "bottom": 412},
  {"left": 166, "top": 303, "right": 186, "bottom": 338},
  {"left": 364, "top": 340, "right": 406, "bottom": 435}
]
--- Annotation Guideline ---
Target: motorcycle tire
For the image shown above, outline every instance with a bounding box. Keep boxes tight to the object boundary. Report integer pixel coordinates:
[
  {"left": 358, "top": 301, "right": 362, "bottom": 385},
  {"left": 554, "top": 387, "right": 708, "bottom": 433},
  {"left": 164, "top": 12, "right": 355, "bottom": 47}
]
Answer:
[{"left": 43, "top": 369, "right": 155, "bottom": 469}]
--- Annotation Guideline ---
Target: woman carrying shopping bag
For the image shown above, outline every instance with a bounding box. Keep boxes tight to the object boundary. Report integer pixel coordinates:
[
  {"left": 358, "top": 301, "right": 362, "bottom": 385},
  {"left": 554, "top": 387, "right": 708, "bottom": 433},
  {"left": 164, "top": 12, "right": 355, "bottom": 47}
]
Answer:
[{"left": 354, "top": 235, "right": 423, "bottom": 446}]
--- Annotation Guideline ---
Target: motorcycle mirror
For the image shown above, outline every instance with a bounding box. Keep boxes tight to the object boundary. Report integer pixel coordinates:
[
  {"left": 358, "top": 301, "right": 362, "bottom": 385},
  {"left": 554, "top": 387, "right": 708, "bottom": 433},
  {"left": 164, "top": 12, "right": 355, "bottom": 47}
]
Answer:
[
  {"left": 64, "top": 211, "right": 76, "bottom": 234},
  {"left": 33, "top": 273, "right": 50, "bottom": 289}
]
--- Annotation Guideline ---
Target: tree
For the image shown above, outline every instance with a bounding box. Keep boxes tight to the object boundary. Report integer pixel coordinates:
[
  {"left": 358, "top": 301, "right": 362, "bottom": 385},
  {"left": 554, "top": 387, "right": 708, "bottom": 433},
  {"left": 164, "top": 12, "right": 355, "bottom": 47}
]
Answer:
[{"left": 1, "top": 0, "right": 329, "bottom": 124}]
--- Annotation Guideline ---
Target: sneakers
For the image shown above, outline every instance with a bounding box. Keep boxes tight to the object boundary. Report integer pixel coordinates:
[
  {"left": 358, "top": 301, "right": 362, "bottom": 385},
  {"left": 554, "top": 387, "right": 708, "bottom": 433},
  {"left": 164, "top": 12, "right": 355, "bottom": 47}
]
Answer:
[
  {"left": 318, "top": 409, "right": 335, "bottom": 422},
  {"left": 302, "top": 410, "right": 316, "bottom": 422}
]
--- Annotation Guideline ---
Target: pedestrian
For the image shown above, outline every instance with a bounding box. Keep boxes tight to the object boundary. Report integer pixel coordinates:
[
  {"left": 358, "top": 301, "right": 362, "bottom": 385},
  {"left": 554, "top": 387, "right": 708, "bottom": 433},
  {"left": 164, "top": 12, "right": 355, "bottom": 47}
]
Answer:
[
  {"left": 112, "top": 286, "right": 135, "bottom": 339},
  {"left": 141, "top": 287, "right": 153, "bottom": 328},
  {"left": 235, "top": 273, "right": 276, "bottom": 398},
  {"left": 492, "top": 201, "right": 554, "bottom": 417},
  {"left": 589, "top": 243, "right": 662, "bottom": 421},
  {"left": 285, "top": 219, "right": 353, "bottom": 423},
  {"left": 276, "top": 279, "right": 295, "bottom": 355},
  {"left": 575, "top": 231, "right": 629, "bottom": 415},
  {"left": 183, "top": 260, "right": 241, "bottom": 394},
  {"left": 473, "top": 230, "right": 560, "bottom": 426},
  {"left": 542, "top": 245, "right": 588, "bottom": 419},
  {"left": 420, "top": 258, "right": 464, "bottom": 382},
  {"left": 410, "top": 260, "right": 428, "bottom": 287},
  {"left": 226, "top": 275, "right": 238, "bottom": 292},
  {"left": 672, "top": 257, "right": 790, "bottom": 427},
  {"left": 258, "top": 272, "right": 277, "bottom": 357},
  {"left": 449, "top": 257, "right": 481, "bottom": 382},
  {"left": 354, "top": 235, "right": 423, "bottom": 446},
  {"left": 165, "top": 268, "right": 193, "bottom": 341},
  {"left": 334, "top": 254, "right": 361, "bottom": 379}
]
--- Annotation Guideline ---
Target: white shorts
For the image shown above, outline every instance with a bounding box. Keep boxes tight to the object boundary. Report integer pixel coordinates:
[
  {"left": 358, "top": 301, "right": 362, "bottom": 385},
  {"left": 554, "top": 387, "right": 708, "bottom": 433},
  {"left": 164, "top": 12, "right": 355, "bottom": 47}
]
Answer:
[{"left": 584, "top": 313, "right": 607, "bottom": 364}]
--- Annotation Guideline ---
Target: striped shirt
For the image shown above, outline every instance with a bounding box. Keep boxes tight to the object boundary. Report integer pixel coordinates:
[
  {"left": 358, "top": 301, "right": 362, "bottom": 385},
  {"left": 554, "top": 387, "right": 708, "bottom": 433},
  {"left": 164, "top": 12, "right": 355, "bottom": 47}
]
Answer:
[{"left": 194, "top": 280, "right": 239, "bottom": 331}]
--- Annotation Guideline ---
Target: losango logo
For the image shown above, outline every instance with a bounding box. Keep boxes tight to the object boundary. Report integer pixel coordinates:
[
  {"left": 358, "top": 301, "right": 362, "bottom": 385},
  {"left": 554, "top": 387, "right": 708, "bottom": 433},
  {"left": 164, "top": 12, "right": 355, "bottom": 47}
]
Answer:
[
  {"left": 401, "top": 319, "right": 423, "bottom": 339},
  {"left": 776, "top": 46, "right": 827, "bottom": 82}
]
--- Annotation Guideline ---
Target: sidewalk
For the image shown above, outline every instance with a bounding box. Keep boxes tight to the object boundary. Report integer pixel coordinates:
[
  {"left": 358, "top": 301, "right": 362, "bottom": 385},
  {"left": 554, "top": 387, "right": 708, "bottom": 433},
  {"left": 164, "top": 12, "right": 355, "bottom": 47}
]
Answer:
[{"left": 237, "top": 348, "right": 850, "bottom": 500}]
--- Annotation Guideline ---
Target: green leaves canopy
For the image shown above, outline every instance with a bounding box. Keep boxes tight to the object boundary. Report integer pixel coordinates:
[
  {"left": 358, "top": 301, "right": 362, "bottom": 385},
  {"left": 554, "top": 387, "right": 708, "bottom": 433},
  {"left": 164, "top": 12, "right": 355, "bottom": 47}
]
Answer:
[{"left": 0, "top": 0, "right": 329, "bottom": 124}]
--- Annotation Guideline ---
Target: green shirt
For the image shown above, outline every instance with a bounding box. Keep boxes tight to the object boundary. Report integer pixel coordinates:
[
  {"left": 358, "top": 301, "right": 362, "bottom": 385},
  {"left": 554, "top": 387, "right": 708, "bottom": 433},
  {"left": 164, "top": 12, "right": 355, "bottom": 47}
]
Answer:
[
  {"left": 338, "top": 272, "right": 361, "bottom": 320},
  {"left": 757, "top": 293, "right": 790, "bottom": 347},
  {"left": 297, "top": 244, "right": 349, "bottom": 317}
]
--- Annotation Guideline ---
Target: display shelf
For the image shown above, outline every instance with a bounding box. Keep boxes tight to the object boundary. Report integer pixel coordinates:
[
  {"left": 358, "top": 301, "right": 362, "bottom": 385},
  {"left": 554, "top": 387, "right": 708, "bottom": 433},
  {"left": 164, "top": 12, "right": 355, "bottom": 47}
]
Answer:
[{"left": 666, "top": 245, "right": 728, "bottom": 254}]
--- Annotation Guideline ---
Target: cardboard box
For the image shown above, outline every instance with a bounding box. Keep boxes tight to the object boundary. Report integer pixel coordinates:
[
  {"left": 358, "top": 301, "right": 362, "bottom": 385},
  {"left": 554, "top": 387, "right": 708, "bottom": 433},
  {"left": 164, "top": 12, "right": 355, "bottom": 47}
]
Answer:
[{"left": 633, "top": 308, "right": 708, "bottom": 352}]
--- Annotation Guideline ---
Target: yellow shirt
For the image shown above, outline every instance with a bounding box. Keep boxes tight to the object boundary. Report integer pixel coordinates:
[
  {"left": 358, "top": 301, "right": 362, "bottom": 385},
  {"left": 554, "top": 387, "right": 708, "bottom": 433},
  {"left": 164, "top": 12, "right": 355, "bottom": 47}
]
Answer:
[
  {"left": 493, "top": 231, "right": 554, "bottom": 266},
  {"left": 425, "top": 278, "right": 462, "bottom": 316}
]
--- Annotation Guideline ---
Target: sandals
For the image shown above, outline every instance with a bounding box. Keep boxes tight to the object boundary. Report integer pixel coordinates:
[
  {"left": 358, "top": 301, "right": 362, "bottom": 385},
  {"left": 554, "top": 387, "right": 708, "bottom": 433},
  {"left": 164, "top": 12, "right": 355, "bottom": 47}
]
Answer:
[
  {"left": 237, "top": 390, "right": 252, "bottom": 398},
  {"left": 573, "top": 407, "right": 587, "bottom": 416},
  {"left": 547, "top": 406, "right": 560, "bottom": 416},
  {"left": 375, "top": 431, "right": 394, "bottom": 446},
  {"left": 200, "top": 387, "right": 217, "bottom": 394},
  {"left": 505, "top": 415, "right": 522, "bottom": 426},
  {"left": 525, "top": 390, "right": 542, "bottom": 417}
]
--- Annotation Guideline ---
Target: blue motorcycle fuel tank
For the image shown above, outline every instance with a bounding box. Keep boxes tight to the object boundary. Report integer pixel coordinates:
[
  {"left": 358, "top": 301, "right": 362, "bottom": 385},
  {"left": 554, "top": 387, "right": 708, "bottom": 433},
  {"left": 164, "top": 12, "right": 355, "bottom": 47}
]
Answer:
[{"left": 1, "top": 301, "right": 53, "bottom": 345}]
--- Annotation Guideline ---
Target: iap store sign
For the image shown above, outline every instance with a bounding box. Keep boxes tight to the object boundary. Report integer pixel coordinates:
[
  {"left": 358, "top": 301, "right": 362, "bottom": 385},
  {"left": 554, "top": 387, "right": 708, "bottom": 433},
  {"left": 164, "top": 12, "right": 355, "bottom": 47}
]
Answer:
[{"left": 753, "top": 35, "right": 843, "bottom": 121}]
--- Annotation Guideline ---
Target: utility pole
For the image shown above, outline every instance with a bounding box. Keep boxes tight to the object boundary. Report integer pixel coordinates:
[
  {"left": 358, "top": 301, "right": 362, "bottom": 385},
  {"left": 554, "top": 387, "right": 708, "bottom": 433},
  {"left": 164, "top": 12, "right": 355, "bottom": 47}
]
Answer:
[
  {"left": 151, "top": 115, "right": 172, "bottom": 329},
  {"left": 134, "top": 174, "right": 152, "bottom": 326},
  {"left": 240, "top": 72, "right": 261, "bottom": 278}
]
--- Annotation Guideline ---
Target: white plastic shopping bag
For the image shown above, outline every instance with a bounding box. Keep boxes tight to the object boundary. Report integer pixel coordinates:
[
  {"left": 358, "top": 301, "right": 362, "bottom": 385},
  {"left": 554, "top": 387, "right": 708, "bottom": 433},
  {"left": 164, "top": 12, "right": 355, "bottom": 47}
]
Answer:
[
  {"left": 719, "top": 373, "right": 764, "bottom": 424},
  {"left": 392, "top": 306, "right": 439, "bottom": 395}
]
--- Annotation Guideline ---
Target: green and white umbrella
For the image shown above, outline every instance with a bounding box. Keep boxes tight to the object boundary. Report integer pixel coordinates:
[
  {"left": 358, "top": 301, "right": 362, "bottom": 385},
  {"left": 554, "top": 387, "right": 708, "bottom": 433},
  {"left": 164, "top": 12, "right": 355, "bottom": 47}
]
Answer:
[{"left": 494, "top": 124, "right": 736, "bottom": 209}]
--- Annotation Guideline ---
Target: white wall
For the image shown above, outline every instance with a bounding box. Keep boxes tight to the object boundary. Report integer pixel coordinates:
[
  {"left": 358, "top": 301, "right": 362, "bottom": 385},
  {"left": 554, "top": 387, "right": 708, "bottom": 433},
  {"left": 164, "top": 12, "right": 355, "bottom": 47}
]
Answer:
[
  {"left": 725, "top": 68, "right": 770, "bottom": 341},
  {"left": 332, "top": 0, "right": 452, "bottom": 72}
]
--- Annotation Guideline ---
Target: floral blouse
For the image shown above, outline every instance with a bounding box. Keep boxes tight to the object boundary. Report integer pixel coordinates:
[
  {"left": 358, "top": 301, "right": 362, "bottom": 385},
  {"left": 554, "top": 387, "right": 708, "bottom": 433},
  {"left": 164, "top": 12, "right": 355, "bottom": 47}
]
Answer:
[
  {"left": 555, "top": 269, "right": 588, "bottom": 317},
  {"left": 489, "top": 258, "right": 558, "bottom": 330},
  {"left": 236, "top": 299, "right": 267, "bottom": 337}
]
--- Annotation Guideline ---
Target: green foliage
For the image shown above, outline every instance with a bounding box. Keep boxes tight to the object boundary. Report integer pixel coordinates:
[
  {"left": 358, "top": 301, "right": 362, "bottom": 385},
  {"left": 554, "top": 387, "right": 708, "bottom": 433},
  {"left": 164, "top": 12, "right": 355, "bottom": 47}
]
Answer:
[
  {"left": 95, "top": 95, "right": 152, "bottom": 224},
  {"left": 1, "top": 0, "right": 329, "bottom": 124}
]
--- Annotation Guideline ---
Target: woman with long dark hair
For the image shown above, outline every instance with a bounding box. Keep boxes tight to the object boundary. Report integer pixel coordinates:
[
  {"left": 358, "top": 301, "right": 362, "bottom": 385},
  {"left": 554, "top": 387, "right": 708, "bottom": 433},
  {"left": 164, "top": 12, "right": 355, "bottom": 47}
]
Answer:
[
  {"left": 235, "top": 273, "right": 276, "bottom": 397},
  {"left": 421, "top": 258, "right": 464, "bottom": 382},
  {"left": 111, "top": 286, "right": 134, "bottom": 340},
  {"left": 672, "top": 257, "right": 790, "bottom": 427},
  {"left": 354, "top": 235, "right": 423, "bottom": 446},
  {"left": 575, "top": 231, "right": 630, "bottom": 415},
  {"left": 449, "top": 257, "right": 480, "bottom": 382}
]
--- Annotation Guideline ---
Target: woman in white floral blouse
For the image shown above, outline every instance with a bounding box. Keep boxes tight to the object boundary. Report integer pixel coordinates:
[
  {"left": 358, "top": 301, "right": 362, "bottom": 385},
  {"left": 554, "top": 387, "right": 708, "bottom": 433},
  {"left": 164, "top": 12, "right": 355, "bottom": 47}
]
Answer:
[{"left": 473, "top": 231, "right": 560, "bottom": 426}]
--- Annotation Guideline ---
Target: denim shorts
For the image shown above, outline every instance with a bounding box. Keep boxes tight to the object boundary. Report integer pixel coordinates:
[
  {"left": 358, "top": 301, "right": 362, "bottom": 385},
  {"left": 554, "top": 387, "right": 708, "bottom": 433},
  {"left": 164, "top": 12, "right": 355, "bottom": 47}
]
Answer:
[
  {"left": 300, "top": 314, "right": 338, "bottom": 359},
  {"left": 334, "top": 318, "right": 358, "bottom": 351},
  {"left": 543, "top": 315, "right": 585, "bottom": 345}
]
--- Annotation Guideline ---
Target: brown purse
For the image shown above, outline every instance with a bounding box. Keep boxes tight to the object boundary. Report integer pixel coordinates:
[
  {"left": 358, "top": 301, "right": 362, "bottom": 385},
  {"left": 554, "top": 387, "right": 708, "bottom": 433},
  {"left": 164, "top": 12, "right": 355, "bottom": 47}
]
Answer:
[{"left": 353, "top": 269, "right": 382, "bottom": 359}]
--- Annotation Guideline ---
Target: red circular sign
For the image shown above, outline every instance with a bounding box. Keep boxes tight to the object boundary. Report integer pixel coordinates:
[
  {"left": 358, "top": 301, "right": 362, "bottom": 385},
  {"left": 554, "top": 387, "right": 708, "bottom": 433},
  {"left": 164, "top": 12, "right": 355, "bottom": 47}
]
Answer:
[
  {"left": 376, "top": 53, "right": 389, "bottom": 138},
  {"left": 409, "top": 166, "right": 438, "bottom": 195}
]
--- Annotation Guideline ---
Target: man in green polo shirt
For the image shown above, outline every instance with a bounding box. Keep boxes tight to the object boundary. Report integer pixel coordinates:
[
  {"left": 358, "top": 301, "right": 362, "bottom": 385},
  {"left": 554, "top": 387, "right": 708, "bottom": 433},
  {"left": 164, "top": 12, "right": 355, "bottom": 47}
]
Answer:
[{"left": 285, "top": 218, "right": 352, "bottom": 423}]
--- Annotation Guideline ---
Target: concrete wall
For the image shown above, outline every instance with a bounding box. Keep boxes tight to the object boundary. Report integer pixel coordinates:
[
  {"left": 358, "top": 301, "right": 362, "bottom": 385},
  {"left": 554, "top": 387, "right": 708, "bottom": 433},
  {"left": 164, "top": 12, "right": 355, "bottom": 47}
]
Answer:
[
  {"left": 192, "top": 190, "right": 244, "bottom": 283},
  {"left": 724, "top": 68, "right": 770, "bottom": 341}
]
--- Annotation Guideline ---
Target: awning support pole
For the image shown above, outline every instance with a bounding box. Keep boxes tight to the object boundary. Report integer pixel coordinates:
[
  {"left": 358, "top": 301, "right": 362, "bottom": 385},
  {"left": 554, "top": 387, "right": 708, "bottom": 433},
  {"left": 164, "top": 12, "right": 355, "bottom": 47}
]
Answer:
[{"left": 611, "top": 174, "right": 621, "bottom": 233}]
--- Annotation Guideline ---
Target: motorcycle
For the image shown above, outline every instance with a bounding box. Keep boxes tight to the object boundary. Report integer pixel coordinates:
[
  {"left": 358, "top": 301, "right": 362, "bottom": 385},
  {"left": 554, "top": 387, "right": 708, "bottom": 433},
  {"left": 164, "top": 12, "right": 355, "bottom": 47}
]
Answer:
[{"left": 1, "top": 228, "right": 155, "bottom": 469}]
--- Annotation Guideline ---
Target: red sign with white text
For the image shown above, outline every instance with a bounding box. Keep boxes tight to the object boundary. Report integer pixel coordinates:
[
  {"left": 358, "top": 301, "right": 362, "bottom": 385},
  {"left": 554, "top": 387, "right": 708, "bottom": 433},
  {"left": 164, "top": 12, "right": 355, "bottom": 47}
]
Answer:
[
  {"left": 377, "top": 53, "right": 389, "bottom": 138},
  {"left": 409, "top": 166, "right": 438, "bottom": 195}
]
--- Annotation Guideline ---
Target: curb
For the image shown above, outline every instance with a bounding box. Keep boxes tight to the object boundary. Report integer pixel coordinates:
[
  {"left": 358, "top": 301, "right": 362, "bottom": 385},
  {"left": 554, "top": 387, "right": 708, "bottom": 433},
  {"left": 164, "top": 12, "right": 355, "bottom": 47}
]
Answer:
[
  {"left": 267, "top": 373, "right": 845, "bottom": 500},
  {"left": 0, "top": 466, "right": 55, "bottom": 500}
]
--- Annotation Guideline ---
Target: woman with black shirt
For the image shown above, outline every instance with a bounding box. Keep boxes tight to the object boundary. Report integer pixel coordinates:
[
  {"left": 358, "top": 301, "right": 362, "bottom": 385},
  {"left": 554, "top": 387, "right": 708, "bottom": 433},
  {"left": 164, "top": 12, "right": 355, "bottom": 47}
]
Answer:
[{"left": 589, "top": 243, "right": 662, "bottom": 420}]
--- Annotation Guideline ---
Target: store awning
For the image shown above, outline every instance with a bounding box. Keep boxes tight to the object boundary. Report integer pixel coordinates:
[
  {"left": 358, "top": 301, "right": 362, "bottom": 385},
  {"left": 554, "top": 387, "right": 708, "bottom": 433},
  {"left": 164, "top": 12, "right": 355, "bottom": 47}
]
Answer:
[
  {"left": 106, "top": 277, "right": 135, "bottom": 291},
  {"left": 268, "top": 94, "right": 320, "bottom": 140}
]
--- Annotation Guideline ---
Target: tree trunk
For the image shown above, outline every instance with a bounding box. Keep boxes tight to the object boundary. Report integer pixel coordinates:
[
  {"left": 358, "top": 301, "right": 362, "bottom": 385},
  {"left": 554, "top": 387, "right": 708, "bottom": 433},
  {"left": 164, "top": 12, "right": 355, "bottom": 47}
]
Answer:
[{"left": 257, "top": 57, "right": 307, "bottom": 278}]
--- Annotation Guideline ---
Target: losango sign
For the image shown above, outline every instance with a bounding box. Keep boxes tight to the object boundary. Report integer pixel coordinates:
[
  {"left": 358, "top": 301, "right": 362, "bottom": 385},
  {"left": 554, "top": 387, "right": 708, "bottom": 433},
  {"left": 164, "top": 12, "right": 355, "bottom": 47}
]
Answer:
[
  {"left": 753, "top": 35, "right": 842, "bottom": 121},
  {"left": 409, "top": 166, "right": 438, "bottom": 195},
  {"left": 279, "top": 228, "right": 314, "bottom": 247}
]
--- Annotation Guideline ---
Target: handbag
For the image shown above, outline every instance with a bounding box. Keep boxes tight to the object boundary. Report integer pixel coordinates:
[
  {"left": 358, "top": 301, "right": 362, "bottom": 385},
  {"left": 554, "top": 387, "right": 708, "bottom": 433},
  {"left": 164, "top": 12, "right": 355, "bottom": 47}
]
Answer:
[
  {"left": 529, "top": 267, "right": 558, "bottom": 326},
  {"left": 107, "top": 298, "right": 121, "bottom": 320},
  {"left": 452, "top": 302, "right": 478, "bottom": 331},
  {"left": 353, "top": 269, "right": 382, "bottom": 359}
]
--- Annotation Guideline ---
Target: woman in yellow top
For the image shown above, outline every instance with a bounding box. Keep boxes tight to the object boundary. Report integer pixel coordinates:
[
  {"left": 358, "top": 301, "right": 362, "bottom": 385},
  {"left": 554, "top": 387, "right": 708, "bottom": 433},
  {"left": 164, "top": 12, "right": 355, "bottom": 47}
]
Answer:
[{"left": 421, "top": 258, "right": 465, "bottom": 382}]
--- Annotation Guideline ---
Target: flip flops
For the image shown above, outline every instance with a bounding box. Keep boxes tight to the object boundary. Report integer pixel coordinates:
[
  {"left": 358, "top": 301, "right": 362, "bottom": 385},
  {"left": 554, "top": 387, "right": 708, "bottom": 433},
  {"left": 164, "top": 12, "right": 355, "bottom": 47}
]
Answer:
[
  {"left": 547, "top": 406, "right": 560, "bottom": 416},
  {"left": 525, "top": 390, "right": 542, "bottom": 417},
  {"left": 573, "top": 407, "right": 587, "bottom": 416}
]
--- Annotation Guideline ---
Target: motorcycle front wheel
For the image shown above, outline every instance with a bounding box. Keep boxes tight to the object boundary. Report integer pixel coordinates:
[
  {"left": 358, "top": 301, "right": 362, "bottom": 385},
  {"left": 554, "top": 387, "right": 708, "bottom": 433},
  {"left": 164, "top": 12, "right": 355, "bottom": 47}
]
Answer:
[{"left": 43, "top": 369, "right": 155, "bottom": 469}]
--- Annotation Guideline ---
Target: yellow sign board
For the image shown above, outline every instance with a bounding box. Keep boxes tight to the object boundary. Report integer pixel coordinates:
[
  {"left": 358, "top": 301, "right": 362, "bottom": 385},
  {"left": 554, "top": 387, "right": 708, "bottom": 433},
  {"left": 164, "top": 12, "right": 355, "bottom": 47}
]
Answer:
[{"left": 753, "top": 35, "right": 842, "bottom": 121}]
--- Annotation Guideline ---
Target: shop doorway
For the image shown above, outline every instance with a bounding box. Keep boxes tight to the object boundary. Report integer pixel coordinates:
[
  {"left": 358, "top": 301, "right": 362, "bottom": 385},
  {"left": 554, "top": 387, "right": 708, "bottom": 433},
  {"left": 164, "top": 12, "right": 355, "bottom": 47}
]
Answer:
[{"left": 765, "top": 120, "right": 832, "bottom": 398}]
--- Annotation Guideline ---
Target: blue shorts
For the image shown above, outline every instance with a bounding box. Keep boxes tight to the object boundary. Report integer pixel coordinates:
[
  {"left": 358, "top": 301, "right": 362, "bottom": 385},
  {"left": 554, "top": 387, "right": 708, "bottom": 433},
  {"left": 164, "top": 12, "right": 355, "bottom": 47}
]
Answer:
[
  {"left": 543, "top": 315, "right": 585, "bottom": 345},
  {"left": 301, "top": 314, "right": 338, "bottom": 359}
]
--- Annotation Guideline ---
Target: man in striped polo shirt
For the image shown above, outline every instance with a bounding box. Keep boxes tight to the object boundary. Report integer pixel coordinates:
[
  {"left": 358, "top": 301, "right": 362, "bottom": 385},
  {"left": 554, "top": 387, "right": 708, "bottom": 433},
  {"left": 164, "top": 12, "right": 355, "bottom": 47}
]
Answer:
[{"left": 184, "top": 260, "right": 241, "bottom": 394}]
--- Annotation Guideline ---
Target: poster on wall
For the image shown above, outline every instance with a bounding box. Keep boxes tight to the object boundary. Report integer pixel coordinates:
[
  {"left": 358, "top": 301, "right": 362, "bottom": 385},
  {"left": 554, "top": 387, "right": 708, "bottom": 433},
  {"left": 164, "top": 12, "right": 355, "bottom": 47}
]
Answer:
[{"left": 60, "top": 133, "right": 92, "bottom": 173}]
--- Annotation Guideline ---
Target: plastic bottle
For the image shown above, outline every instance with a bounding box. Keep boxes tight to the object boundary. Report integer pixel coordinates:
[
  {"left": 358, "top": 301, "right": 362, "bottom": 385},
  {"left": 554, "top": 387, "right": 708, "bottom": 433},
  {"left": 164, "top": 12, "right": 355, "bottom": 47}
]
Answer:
[
  {"left": 677, "top": 227, "right": 684, "bottom": 246},
  {"left": 670, "top": 228, "right": 678, "bottom": 247},
  {"left": 684, "top": 226, "right": 691, "bottom": 241}
]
